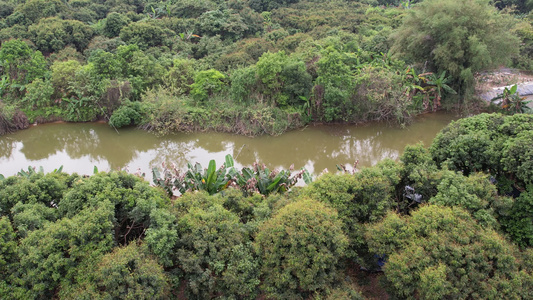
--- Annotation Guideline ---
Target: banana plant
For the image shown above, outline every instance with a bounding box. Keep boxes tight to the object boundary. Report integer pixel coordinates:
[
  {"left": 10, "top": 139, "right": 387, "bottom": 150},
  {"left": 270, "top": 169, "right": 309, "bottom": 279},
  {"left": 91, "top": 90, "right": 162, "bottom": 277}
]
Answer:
[
  {"left": 426, "top": 71, "right": 456, "bottom": 108},
  {"left": 183, "top": 159, "right": 231, "bottom": 195},
  {"left": 152, "top": 166, "right": 176, "bottom": 196},
  {"left": 491, "top": 84, "right": 532, "bottom": 114},
  {"left": 299, "top": 95, "right": 312, "bottom": 122},
  {"left": 153, "top": 157, "right": 232, "bottom": 196},
  {"left": 153, "top": 154, "right": 312, "bottom": 197},
  {"left": 228, "top": 159, "right": 312, "bottom": 196},
  {"left": 404, "top": 68, "right": 426, "bottom": 110}
]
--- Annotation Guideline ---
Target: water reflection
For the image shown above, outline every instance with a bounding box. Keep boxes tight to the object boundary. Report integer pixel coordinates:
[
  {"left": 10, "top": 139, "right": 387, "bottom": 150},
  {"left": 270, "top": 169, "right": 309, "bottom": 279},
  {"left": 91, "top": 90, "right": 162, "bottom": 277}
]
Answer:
[{"left": 0, "top": 113, "right": 458, "bottom": 178}]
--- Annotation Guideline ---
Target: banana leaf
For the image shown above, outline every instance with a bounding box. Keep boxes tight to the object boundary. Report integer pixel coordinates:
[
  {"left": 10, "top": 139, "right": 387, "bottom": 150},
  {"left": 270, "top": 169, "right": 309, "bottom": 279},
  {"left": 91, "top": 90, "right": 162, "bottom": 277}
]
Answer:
[
  {"left": 302, "top": 169, "right": 313, "bottom": 184},
  {"left": 225, "top": 154, "right": 234, "bottom": 168},
  {"left": 206, "top": 159, "right": 217, "bottom": 191}
]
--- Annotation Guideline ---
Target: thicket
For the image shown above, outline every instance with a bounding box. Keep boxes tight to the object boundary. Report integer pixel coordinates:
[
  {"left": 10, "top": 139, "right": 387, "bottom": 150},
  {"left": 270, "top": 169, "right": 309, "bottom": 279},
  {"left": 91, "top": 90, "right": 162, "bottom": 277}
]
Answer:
[
  {"left": 1, "top": 0, "right": 527, "bottom": 136},
  {"left": 1, "top": 113, "right": 532, "bottom": 299}
]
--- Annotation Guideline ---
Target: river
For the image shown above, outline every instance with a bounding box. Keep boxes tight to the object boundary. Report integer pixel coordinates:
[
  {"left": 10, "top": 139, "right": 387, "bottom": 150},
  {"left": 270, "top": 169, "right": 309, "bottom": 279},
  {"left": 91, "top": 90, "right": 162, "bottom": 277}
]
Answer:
[{"left": 0, "top": 112, "right": 458, "bottom": 180}]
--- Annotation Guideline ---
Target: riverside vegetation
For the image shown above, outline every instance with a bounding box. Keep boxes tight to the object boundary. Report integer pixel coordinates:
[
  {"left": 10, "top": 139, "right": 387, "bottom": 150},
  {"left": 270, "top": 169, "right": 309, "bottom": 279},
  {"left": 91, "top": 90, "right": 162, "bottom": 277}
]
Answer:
[
  {"left": 1, "top": 1, "right": 533, "bottom": 298},
  {"left": 1, "top": 0, "right": 530, "bottom": 136},
  {"left": 0, "top": 113, "right": 532, "bottom": 299}
]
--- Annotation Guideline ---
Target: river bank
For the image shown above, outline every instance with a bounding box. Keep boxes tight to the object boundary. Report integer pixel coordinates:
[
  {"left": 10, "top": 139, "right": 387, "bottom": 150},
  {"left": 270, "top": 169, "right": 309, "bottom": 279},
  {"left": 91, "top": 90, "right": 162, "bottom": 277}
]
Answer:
[{"left": 0, "top": 111, "right": 459, "bottom": 180}]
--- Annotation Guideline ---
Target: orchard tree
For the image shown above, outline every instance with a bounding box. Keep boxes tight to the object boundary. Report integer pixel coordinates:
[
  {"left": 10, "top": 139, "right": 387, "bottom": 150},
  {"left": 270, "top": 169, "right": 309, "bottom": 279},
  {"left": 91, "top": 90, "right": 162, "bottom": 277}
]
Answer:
[
  {"left": 103, "top": 12, "right": 130, "bottom": 38},
  {"left": 14, "top": 202, "right": 115, "bottom": 299},
  {"left": 61, "top": 243, "right": 170, "bottom": 300},
  {"left": 302, "top": 162, "right": 399, "bottom": 263},
  {"left": 391, "top": 0, "right": 519, "bottom": 93},
  {"left": 0, "top": 217, "right": 17, "bottom": 279},
  {"left": 0, "top": 39, "right": 46, "bottom": 91},
  {"left": 249, "top": 0, "right": 300, "bottom": 12},
  {"left": 146, "top": 191, "right": 261, "bottom": 299},
  {"left": 58, "top": 172, "right": 170, "bottom": 245},
  {"left": 254, "top": 198, "right": 348, "bottom": 299},
  {"left": 365, "top": 205, "right": 533, "bottom": 299},
  {"left": 430, "top": 113, "right": 533, "bottom": 187},
  {"left": 16, "top": 0, "right": 66, "bottom": 24},
  {"left": 500, "top": 185, "right": 533, "bottom": 247},
  {"left": 119, "top": 21, "right": 173, "bottom": 50},
  {"left": 28, "top": 17, "right": 94, "bottom": 53}
]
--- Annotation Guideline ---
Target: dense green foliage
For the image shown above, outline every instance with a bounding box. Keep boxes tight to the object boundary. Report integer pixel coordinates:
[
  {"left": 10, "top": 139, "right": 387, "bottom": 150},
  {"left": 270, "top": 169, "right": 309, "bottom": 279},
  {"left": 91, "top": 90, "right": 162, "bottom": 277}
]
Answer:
[
  {"left": 2, "top": 113, "right": 533, "bottom": 298},
  {"left": 1, "top": 0, "right": 533, "bottom": 297},
  {"left": 255, "top": 198, "right": 348, "bottom": 299},
  {"left": 3, "top": 0, "right": 525, "bottom": 136},
  {"left": 391, "top": 0, "right": 519, "bottom": 96},
  {"left": 430, "top": 113, "right": 533, "bottom": 187},
  {"left": 366, "top": 205, "right": 532, "bottom": 299}
]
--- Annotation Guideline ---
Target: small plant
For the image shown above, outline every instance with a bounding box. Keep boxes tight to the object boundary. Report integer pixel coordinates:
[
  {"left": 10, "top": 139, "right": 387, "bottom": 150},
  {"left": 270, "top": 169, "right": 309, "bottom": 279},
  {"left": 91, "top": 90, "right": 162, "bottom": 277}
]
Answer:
[
  {"left": 152, "top": 156, "right": 232, "bottom": 196},
  {"left": 491, "top": 84, "right": 532, "bottom": 114},
  {"left": 16, "top": 165, "right": 63, "bottom": 178},
  {"left": 152, "top": 155, "right": 312, "bottom": 196},
  {"left": 229, "top": 161, "right": 312, "bottom": 196}
]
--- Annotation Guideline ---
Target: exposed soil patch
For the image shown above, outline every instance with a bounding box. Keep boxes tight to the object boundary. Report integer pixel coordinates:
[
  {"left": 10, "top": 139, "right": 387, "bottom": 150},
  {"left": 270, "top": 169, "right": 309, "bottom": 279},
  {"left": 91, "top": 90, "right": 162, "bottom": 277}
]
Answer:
[
  {"left": 345, "top": 261, "right": 390, "bottom": 300},
  {"left": 475, "top": 67, "right": 533, "bottom": 94}
]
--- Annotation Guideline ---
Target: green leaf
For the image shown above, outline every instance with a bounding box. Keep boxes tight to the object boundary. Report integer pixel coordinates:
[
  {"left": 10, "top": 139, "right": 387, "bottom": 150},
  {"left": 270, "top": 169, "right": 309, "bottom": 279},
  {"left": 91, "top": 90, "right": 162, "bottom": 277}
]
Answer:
[
  {"left": 152, "top": 167, "right": 161, "bottom": 183},
  {"left": 302, "top": 169, "right": 313, "bottom": 184},
  {"left": 510, "top": 84, "right": 518, "bottom": 95},
  {"left": 266, "top": 174, "right": 283, "bottom": 193},
  {"left": 194, "top": 162, "right": 202, "bottom": 175},
  {"left": 206, "top": 159, "right": 217, "bottom": 191},
  {"left": 93, "top": 166, "right": 99, "bottom": 174},
  {"left": 225, "top": 154, "right": 234, "bottom": 168},
  {"left": 242, "top": 168, "right": 254, "bottom": 181},
  {"left": 442, "top": 85, "right": 457, "bottom": 95}
]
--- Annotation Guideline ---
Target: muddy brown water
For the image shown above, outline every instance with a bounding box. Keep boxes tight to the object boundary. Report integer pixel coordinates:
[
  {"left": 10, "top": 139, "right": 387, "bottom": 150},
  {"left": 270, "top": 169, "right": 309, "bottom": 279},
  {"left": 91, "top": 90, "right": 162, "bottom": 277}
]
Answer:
[{"left": 0, "top": 112, "right": 459, "bottom": 181}]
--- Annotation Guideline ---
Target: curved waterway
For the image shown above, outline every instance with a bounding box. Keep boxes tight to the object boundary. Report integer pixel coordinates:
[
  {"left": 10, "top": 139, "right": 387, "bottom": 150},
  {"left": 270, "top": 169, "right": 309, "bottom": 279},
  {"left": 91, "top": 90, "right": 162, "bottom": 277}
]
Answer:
[{"left": 0, "top": 112, "right": 458, "bottom": 180}]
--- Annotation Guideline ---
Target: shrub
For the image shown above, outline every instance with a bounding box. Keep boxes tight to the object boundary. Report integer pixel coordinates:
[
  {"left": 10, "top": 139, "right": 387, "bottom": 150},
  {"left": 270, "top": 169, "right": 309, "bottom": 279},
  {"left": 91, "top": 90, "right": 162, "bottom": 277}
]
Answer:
[
  {"left": 163, "top": 58, "right": 196, "bottom": 95},
  {"left": 366, "top": 205, "right": 532, "bottom": 299},
  {"left": 62, "top": 243, "right": 170, "bottom": 300},
  {"left": 303, "top": 164, "right": 397, "bottom": 261},
  {"left": 391, "top": 0, "right": 519, "bottom": 93},
  {"left": 147, "top": 192, "right": 260, "bottom": 299},
  {"left": 500, "top": 186, "right": 533, "bottom": 247},
  {"left": 22, "top": 78, "right": 54, "bottom": 109},
  {"left": 255, "top": 198, "right": 348, "bottom": 299},
  {"left": 108, "top": 100, "right": 147, "bottom": 128},
  {"left": 0, "top": 103, "right": 28, "bottom": 135},
  {"left": 190, "top": 69, "right": 226, "bottom": 103}
]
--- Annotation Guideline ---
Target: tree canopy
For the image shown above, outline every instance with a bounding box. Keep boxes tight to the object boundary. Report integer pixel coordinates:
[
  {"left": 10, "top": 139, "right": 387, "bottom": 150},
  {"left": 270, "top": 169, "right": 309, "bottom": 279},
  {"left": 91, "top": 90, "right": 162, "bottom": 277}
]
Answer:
[{"left": 391, "top": 0, "right": 519, "bottom": 91}]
